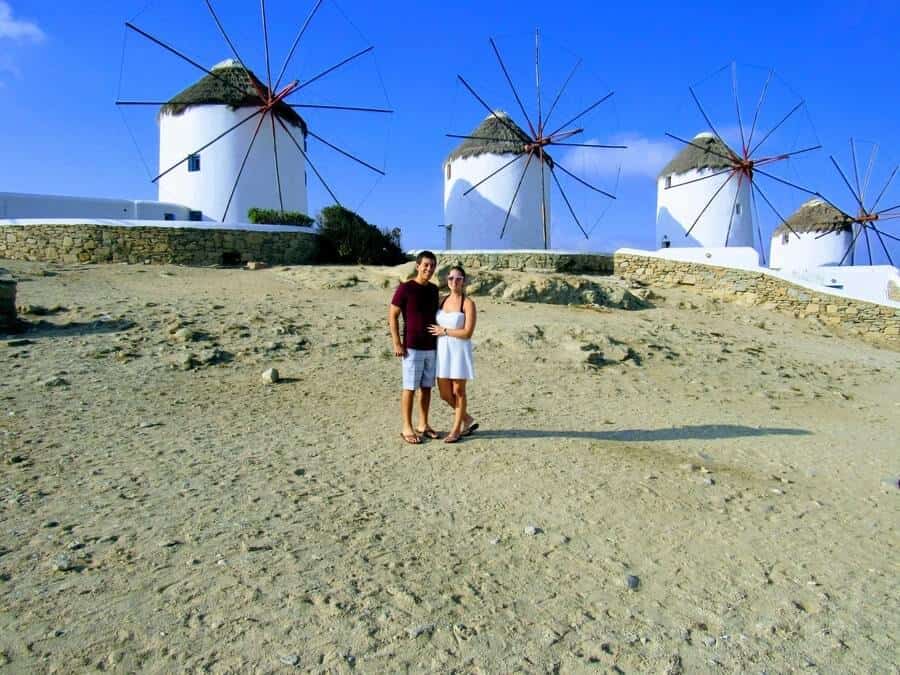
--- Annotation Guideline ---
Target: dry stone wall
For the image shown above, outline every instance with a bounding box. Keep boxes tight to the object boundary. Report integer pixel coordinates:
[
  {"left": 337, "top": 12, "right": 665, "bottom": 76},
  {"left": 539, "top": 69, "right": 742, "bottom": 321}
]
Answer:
[
  {"left": 0, "top": 268, "right": 15, "bottom": 331},
  {"left": 613, "top": 253, "right": 899, "bottom": 343},
  {"left": 0, "top": 223, "right": 318, "bottom": 266},
  {"left": 435, "top": 251, "right": 614, "bottom": 274}
]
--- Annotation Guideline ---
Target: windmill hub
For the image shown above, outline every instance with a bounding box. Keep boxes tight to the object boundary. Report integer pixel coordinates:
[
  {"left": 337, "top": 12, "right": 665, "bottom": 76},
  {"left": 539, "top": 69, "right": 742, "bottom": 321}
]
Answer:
[{"left": 858, "top": 212, "right": 879, "bottom": 223}]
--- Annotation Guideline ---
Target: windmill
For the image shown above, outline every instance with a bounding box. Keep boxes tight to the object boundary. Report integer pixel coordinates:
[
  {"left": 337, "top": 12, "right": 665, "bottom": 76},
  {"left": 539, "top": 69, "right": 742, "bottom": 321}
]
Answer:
[
  {"left": 116, "top": 0, "right": 391, "bottom": 223},
  {"left": 660, "top": 62, "right": 821, "bottom": 264},
  {"left": 444, "top": 30, "right": 625, "bottom": 250},
  {"left": 817, "top": 139, "right": 900, "bottom": 266}
]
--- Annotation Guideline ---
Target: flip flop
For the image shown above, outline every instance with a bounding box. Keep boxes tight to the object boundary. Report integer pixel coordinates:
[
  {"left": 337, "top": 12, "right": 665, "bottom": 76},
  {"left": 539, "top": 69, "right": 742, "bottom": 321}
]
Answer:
[
  {"left": 400, "top": 432, "right": 421, "bottom": 445},
  {"left": 417, "top": 428, "right": 440, "bottom": 440},
  {"left": 443, "top": 432, "right": 461, "bottom": 444},
  {"left": 462, "top": 422, "right": 479, "bottom": 437}
]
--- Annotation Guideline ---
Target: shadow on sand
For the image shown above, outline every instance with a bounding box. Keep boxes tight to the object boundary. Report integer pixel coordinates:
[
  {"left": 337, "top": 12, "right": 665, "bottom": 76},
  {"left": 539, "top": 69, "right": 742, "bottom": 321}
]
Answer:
[
  {"left": 2, "top": 318, "right": 136, "bottom": 340},
  {"left": 474, "top": 424, "right": 811, "bottom": 442}
]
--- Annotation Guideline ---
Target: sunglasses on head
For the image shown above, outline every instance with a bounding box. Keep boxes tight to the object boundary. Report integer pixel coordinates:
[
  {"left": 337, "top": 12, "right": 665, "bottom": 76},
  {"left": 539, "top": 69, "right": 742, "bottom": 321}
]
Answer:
[{"left": 448, "top": 276, "right": 464, "bottom": 281}]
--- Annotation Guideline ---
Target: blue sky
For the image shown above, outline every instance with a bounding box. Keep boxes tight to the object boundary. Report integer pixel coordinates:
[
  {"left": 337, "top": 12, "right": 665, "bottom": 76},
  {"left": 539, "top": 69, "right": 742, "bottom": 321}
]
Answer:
[{"left": 1, "top": 0, "right": 899, "bottom": 261}]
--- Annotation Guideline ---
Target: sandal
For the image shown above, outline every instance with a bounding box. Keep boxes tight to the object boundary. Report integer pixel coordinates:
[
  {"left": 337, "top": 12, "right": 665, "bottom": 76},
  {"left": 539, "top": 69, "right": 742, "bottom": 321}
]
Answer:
[
  {"left": 400, "top": 432, "right": 421, "bottom": 445},
  {"left": 443, "top": 432, "right": 461, "bottom": 444},
  {"left": 462, "top": 421, "right": 479, "bottom": 437},
  {"left": 417, "top": 427, "right": 440, "bottom": 440}
]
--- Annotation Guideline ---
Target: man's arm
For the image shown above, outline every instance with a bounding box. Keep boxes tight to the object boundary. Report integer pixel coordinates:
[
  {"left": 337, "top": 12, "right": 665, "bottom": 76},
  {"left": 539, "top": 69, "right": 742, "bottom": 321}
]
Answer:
[{"left": 388, "top": 304, "right": 406, "bottom": 357}]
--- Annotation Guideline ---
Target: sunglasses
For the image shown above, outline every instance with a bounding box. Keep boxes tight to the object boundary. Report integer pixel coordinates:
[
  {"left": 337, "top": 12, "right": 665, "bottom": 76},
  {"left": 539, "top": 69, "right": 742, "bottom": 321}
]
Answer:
[{"left": 447, "top": 276, "right": 465, "bottom": 281}]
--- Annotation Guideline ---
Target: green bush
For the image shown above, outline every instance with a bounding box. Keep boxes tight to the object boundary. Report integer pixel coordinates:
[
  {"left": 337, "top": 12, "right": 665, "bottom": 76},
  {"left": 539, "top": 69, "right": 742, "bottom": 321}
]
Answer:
[
  {"left": 247, "top": 207, "right": 314, "bottom": 227},
  {"left": 316, "top": 205, "right": 406, "bottom": 265}
]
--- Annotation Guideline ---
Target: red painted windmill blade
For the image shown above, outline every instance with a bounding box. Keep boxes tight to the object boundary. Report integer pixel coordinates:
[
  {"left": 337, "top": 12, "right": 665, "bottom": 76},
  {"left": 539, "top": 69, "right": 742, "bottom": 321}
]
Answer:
[
  {"left": 116, "top": 0, "right": 392, "bottom": 222},
  {"left": 814, "top": 139, "right": 900, "bottom": 266},
  {"left": 444, "top": 29, "right": 625, "bottom": 249},
  {"left": 662, "top": 62, "right": 821, "bottom": 258}
]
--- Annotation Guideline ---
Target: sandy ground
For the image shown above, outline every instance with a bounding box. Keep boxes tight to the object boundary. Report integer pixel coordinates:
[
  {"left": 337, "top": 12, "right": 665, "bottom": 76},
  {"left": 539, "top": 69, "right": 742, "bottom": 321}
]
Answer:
[{"left": 0, "top": 259, "right": 898, "bottom": 674}]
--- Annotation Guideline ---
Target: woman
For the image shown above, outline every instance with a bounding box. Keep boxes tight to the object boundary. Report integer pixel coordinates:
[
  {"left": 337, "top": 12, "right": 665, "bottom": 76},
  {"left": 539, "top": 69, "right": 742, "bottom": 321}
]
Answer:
[{"left": 428, "top": 265, "right": 478, "bottom": 443}]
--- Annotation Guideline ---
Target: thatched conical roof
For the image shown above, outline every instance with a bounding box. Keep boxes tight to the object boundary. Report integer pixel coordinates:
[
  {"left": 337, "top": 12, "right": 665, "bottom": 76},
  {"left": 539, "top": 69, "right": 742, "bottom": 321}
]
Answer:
[
  {"left": 160, "top": 59, "right": 307, "bottom": 133},
  {"left": 659, "top": 132, "right": 735, "bottom": 178},
  {"left": 447, "top": 112, "right": 551, "bottom": 164},
  {"left": 773, "top": 198, "right": 854, "bottom": 237}
]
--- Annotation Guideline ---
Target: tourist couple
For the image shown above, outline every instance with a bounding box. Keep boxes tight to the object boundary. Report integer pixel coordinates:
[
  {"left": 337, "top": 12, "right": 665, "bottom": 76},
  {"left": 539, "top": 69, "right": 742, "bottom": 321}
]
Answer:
[{"left": 388, "top": 250, "right": 478, "bottom": 444}]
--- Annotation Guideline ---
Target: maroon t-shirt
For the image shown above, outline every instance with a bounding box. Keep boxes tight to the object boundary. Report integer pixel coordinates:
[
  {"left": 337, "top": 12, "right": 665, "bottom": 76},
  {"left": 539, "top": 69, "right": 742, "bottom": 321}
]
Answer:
[{"left": 391, "top": 280, "right": 439, "bottom": 350}]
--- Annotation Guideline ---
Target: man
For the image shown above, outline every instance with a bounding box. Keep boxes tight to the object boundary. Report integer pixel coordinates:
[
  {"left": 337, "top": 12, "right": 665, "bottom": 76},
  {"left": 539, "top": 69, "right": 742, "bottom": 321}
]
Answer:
[{"left": 389, "top": 250, "right": 439, "bottom": 444}]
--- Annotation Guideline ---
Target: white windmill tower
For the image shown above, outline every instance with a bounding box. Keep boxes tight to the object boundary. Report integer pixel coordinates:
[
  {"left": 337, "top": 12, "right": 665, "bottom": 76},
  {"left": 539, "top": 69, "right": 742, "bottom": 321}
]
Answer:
[
  {"left": 157, "top": 59, "right": 308, "bottom": 223},
  {"left": 656, "top": 132, "right": 753, "bottom": 249},
  {"left": 443, "top": 112, "right": 551, "bottom": 249},
  {"left": 769, "top": 198, "right": 854, "bottom": 269}
]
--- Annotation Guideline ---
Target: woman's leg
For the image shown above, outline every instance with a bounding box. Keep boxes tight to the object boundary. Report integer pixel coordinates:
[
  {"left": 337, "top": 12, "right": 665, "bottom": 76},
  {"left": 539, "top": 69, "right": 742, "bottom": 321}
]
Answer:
[
  {"left": 451, "top": 379, "right": 467, "bottom": 434},
  {"left": 437, "top": 377, "right": 456, "bottom": 408}
]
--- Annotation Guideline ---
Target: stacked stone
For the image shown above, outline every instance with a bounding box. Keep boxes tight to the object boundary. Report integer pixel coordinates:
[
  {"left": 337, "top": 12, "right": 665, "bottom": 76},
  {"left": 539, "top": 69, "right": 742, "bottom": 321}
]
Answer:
[
  {"left": 0, "top": 268, "right": 16, "bottom": 331},
  {"left": 434, "top": 251, "right": 614, "bottom": 275},
  {"left": 613, "top": 253, "right": 900, "bottom": 342},
  {"left": 0, "top": 224, "right": 318, "bottom": 266}
]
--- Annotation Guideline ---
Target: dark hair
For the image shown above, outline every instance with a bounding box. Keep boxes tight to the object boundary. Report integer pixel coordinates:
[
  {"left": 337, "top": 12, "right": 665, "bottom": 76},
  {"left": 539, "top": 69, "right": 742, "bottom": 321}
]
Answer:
[
  {"left": 448, "top": 265, "right": 466, "bottom": 280},
  {"left": 416, "top": 250, "right": 437, "bottom": 265}
]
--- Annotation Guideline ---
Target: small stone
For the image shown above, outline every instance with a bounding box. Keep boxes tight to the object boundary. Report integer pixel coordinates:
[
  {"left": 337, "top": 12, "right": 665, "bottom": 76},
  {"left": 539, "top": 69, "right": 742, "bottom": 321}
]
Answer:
[
  {"left": 523, "top": 525, "right": 542, "bottom": 536},
  {"left": 262, "top": 368, "right": 280, "bottom": 384},
  {"left": 42, "top": 520, "right": 59, "bottom": 528},
  {"left": 406, "top": 623, "right": 435, "bottom": 639},
  {"left": 279, "top": 654, "right": 299, "bottom": 667},
  {"left": 42, "top": 376, "right": 69, "bottom": 388},
  {"left": 489, "top": 537, "right": 501, "bottom": 545},
  {"left": 246, "top": 261, "right": 267, "bottom": 271},
  {"left": 702, "top": 478, "right": 716, "bottom": 486},
  {"left": 52, "top": 555, "right": 74, "bottom": 572},
  {"left": 702, "top": 636, "right": 716, "bottom": 647},
  {"left": 625, "top": 574, "right": 640, "bottom": 590},
  {"left": 173, "top": 328, "right": 196, "bottom": 342},
  {"left": 67, "top": 541, "right": 84, "bottom": 550}
]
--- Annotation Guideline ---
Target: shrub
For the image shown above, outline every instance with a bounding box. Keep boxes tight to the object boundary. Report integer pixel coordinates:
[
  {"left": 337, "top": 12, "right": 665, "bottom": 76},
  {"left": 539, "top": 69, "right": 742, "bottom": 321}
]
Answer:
[
  {"left": 247, "top": 207, "right": 314, "bottom": 227},
  {"left": 316, "top": 205, "right": 406, "bottom": 265}
]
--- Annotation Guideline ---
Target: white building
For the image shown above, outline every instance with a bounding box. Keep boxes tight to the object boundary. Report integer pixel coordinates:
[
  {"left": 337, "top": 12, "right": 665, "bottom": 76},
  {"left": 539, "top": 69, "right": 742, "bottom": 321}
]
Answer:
[
  {"left": 0, "top": 192, "right": 194, "bottom": 220},
  {"left": 158, "top": 59, "right": 308, "bottom": 224},
  {"left": 656, "top": 132, "right": 753, "bottom": 249},
  {"left": 769, "top": 198, "right": 854, "bottom": 269},
  {"left": 443, "top": 112, "right": 550, "bottom": 249}
]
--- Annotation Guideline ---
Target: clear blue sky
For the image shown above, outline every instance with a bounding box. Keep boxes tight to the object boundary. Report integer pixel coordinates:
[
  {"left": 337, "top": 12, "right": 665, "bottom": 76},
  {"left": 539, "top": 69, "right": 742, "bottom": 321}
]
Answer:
[{"left": 2, "top": 0, "right": 899, "bottom": 261}]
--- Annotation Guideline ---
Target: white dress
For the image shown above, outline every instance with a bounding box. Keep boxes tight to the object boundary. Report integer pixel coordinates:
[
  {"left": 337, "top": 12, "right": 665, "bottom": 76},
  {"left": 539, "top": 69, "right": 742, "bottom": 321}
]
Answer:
[{"left": 436, "top": 308, "right": 475, "bottom": 380}]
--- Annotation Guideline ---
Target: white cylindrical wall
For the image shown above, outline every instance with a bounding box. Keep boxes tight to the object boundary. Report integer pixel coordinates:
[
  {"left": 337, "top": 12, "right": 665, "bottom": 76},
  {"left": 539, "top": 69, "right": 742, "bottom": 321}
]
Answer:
[
  {"left": 656, "top": 168, "right": 753, "bottom": 248},
  {"left": 158, "top": 106, "right": 307, "bottom": 223},
  {"left": 769, "top": 229, "right": 854, "bottom": 269},
  {"left": 443, "top": 153, "right": 551, "bottom": 249}
]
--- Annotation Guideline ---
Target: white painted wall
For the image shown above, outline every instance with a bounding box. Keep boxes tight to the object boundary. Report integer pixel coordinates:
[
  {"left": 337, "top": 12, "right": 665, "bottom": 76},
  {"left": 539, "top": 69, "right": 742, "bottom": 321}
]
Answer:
[
  {"left": 0, "top": 192, "right": 192, "bottom": 220},
  {"left": 634, "top": 245, "right": 761, "bottom": 268},
  {"left": 443, "top": 152, "right": 551, "bottom": 250},
  {"left": 656, "top": 168, "right": 753, "bottom": 248},
  {"left": 158, "top": 106, "right": 307, "bottom": 224},
  {"left": 769, "top": 228, "right": 853, "bottom": 269}
]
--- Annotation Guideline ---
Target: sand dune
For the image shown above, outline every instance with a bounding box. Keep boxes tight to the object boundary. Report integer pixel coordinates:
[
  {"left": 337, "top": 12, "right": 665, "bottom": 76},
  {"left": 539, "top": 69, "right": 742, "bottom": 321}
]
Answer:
[{"left": 1, "top": 260, "right": 897, "bottom": 673}]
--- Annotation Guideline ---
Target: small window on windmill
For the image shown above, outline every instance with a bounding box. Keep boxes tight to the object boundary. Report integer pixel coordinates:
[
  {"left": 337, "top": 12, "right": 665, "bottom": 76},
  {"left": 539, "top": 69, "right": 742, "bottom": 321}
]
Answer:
[
  {"left": 664, "top": 175, "right": 672, "bottom": 189},
  {"left": 782, "top": 232, "right": 789, "bottom": 244},
  {"left": 188, "top": 154, "right": 201, "bottom": 172},
  {"left": 446, "top": 163, "right": 451, "bottom": 181},
  {"left": 188, "top": 210, "right": 202, "bottom": 222},
  {"left": 163, "top": 212, "right": 175, "bottom": 221},
  {"left": 734, "top": 203, "right": 742, "bottom": 215}
]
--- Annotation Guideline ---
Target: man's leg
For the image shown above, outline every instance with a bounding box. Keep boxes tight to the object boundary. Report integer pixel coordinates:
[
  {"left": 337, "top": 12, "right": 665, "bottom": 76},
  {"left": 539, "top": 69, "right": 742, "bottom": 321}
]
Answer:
[
  {"left": 400, "top": 350, "right": 422, "bottom": 442},
  {"left": 417, "top": 349, "right": 437, "bottom": 433},
  {"left": 418, "top": 387, "right": 431, "bottom": 431},
  {"left": 401, "top": 389, "right": 417, "bottom": 440}
]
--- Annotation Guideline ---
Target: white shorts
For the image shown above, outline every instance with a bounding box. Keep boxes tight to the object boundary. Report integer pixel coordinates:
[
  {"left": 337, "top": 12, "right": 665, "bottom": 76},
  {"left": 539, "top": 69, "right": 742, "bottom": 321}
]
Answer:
[{"left": 402, "top": 348, "right": 436, "bottom": 391}]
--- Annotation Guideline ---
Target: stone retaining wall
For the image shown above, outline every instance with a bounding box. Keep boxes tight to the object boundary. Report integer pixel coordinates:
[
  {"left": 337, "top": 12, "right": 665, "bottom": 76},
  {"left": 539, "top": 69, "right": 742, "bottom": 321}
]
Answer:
[
  {"left": 613, "top": 253, "right": 899, "bottom": 343},
  {"left": 435, "top": 251, "right": 614, "bottom": 274},
  {"left": 0, "top": 223, "right": 318, "bottom": 266},
  {"left": 0, "top": 268, "right": 16, "bottom": 331}
]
